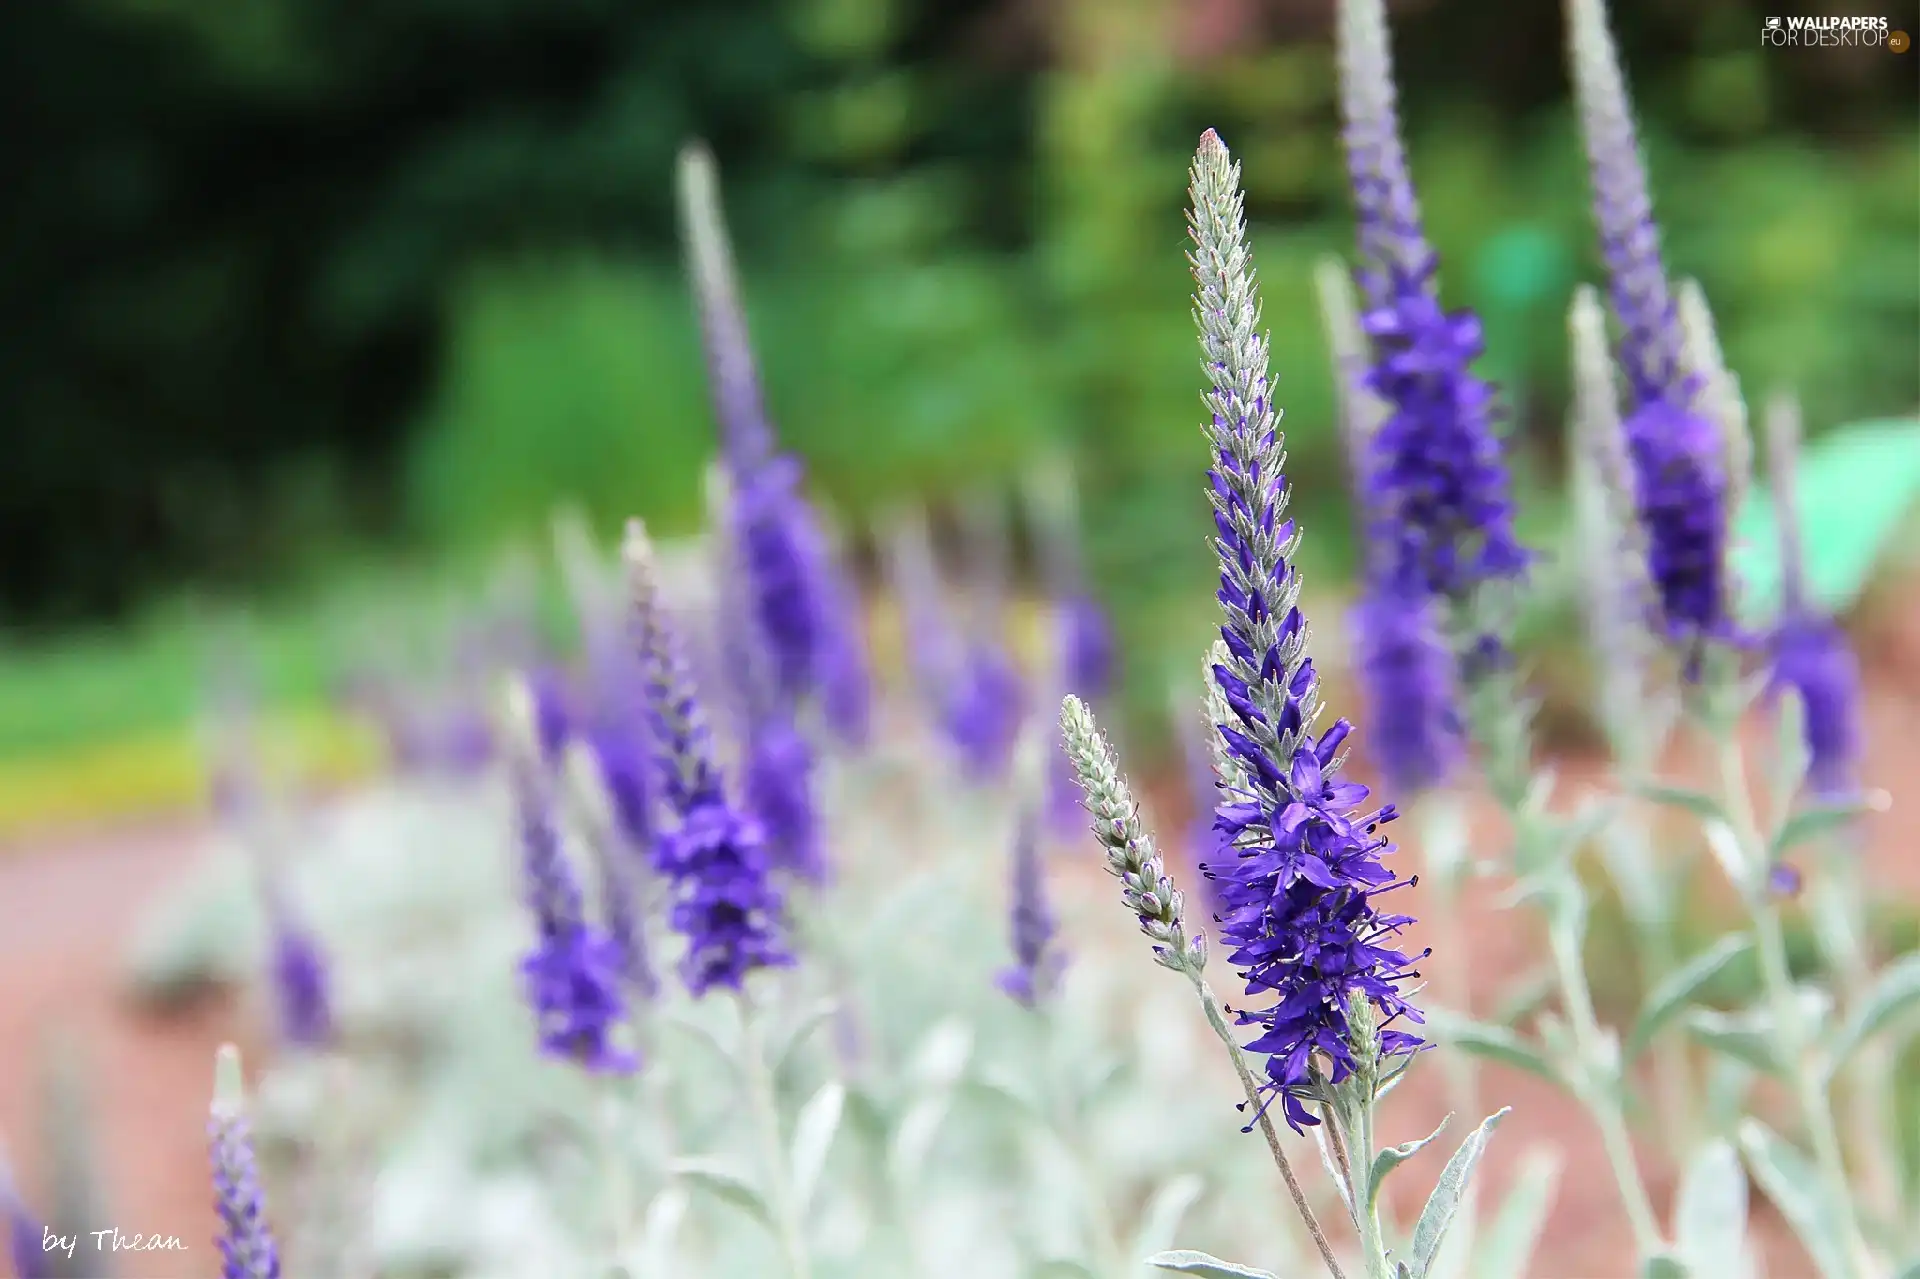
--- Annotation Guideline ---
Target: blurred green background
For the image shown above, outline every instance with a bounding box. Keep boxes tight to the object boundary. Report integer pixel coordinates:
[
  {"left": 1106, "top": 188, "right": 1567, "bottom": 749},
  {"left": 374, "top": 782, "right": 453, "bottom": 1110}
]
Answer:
[{"left": 2, "top": 0, "right": 1916, "bottom": 818}]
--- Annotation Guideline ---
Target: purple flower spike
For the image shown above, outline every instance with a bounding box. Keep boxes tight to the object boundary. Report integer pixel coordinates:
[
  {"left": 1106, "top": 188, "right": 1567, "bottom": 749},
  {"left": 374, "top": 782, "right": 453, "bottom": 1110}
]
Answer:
[
  {"left": 1763, "top": 392, "right": 1864, "bottom": 800},
  {"left": 1338, "top": 0, "right": 1527, "bottom": 616},
  {"left": 625, "top": 520, "right": 793, "bottom": 997},
  {"left": 527, "top": 665, "right": 574, "bottom": 763},
  {"left": 1190, "top": 130, "right": 1427, "bottom": 1132},
  {"left": 1351, "top": 585, "right": 1462, "bottom": 797},
  {"left": 742, "top": 713, "right": 825, "bottom": 884},
  {"left": 208, "top": 1046, "right": 280, "bottom": 1279},
  {"left": 1057, "top": 592, "right": 1116, "bottom": 701},
  {"left": 267, "top": 914, "right": 333, "bottom": 1051},
  {"left": 507, "top": 685, "right": 637, "bottom": 1073},
  {"left": 943, "top": 642, "right": 1027, "bottom": 784},
  {"left": 1569, "top": 0, "right": 1733, "bottom": 661},
  {"left": 997, "top": 808, "right": 1062, "bottom": 1008},
  {"left": 678, "top": 145, "right": 872, "bottom": 738}
]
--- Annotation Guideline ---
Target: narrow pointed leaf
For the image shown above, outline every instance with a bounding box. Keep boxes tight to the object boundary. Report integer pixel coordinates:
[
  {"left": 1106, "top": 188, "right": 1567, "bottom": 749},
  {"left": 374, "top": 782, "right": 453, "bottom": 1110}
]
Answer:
[
  {"left": 772, "top": 1000, "right": 839, "bottom": 1078},
  {"left": 1674, "top": 1139, "right": 1749, "bottom": 1279},
  {"left": 1472, "top": 1147, "right": 1561, "bottom": 1279},
  {"left": 670, "top": 1157, "right": 775, "bottom": 1233},
  {"left": 1626, "top": 933, "right": 1753, "bottom": 1062},
  {"left": 887, "top": 1092, "right": 953, "bottom": 1189},
  {"left": 1630, "top": 781, "right": 1727, "bottom": 824},
  {"left": 1131, "top": 1176, "right": 1207, "bottom": 1270},
  {"left": 1824, "top": 951, "right": 1920, "bottom": 1080},
  {"left": 1311, "top": 1117, "right": 1357, "bottom": 1224},
  {"left": 1369, "top": 1114, "right": 1453, "bottom": 1209},
  {"left": 1771, "top": 792, "right": 1888, "bottom": 858},
  {"left": 1424, "top": 1010, "right": 1563, "bottom": 1086},
  {"left": 1410, "top": 1108, "right": 1511, "bottom": 1277},
  {"left": 789, "top": 1080, "right": 845, "bottom": 1213},
  {"left": 1736, "top": 1119, "right": 1851, "bottom": 1279},
  {"left": 1145, "top": 1250, "right": 1280, "bottom": 1279},
  {"left": 1684, "top": 1007, "right": 1785, "bottom": 1076},
  {"left": 1493, "top": 969, "right": 1557, "bottom": 1028}
]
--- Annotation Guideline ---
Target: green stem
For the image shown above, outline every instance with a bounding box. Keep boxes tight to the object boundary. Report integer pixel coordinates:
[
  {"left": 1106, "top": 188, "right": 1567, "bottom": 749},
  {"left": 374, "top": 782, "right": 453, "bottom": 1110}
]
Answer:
[
  {"left": 1352, "top": 1088, "right": 1392, "bottom": 1279},
  {"left": 737, "top": 995, "right": 813, "bottom": 1279},
  {"left": 1192, "top": 974, "right": 1349, "bottom": 1279},
  {"left": 1817, "top": 854, "right": 1905, "bottom": 1236},
  {"left": 1545, "top": 912, "right": 1666, "bottom": 1256},
  {"left": 1714, "top": 741, "right": 1872, "bottom": 1277}
]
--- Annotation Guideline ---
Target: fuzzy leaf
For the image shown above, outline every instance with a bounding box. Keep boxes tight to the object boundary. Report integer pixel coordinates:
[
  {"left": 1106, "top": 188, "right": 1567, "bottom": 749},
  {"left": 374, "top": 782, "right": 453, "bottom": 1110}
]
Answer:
[
  {"left": 1824, "top": 951, "right": 1920, "bottom": 1081},
  {"left": 1626, "top": 933, "right": 1753, "bottom": 1062},
  {"left": 789, "top": 1080, "right": 844, "bottom": 1213},
  {"left": 1674, "top": 1139, "right": 1749, "bottom": 1279},
  {"left": 1424, "top": 1010, "right": 1563, "bottom": 1086},
  {"left": 1145, "top": 1250, "right": 1280, "bottom": 1279},
  {"left": 1472, "top": 1148, "right": 1561, "bottom": 1279},
  {"left": 1131, "top": 1176, "right": 1207, "bottom": 1271},
  {"left": 1736, "top": 1119, "right": 1852, "bottom": 1279},
  {"left": 1409, "top": 1108, "right": 1511, "bottom": 1277},
  {"left": 669, "top": 1157, "right": 774, "bottom": 1234},
  {"left": 908, "top": 1016, "right": 974, "bottom": 1090},
  {"left": 1369, "top": 1114, "right": 1453, "bottom": 1209},
  {"left": 1630, "top": 781, "right": 1727, "bottom": 824},
  {"left": 1684, "top": 1007, "right": 1785, "bottom": 1076},
  {"left": 887, "top": 1092, "right": 953, "bottom": 1189},
  {"left": 1311, "top": 1118, "right": 1358, "bottom": 1224},
  {"left": 1771, "top": 793, "right": 1887, "bottom": 858},
  {"left": 1493, "top": 969, "right": 1557, "bottom": 1028},
  {"left": 1640, "top": 1254, "right": 1689, "bottom": 1278},
  {"left": 772, "top": 1000, "right": 839, "bottom": 1078}
]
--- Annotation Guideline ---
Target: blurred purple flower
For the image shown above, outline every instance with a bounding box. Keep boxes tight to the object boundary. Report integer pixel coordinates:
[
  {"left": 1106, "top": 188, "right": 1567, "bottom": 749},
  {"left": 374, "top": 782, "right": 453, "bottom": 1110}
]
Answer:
[
  {"left": 1338, "top": 0, "right": 1526, "bottom": 632},
  {"left": 510, "top": 720, "right": 636, "bottom": 1073},
  {"left": 943, "top": 642, "right": 1026, "bottom": 784},
  {"left": 267, "top": 914, "right": 333, "bottom": 1051},
  {"left": 628, "top": 522, "right": 793, "bottom": 996},
  {"left": 1056, "top": 593, "right": 1115, "bottom": 701},
  {"left": 996, "top": 809, "right": 1062, "bottom": 1008},
  {"left": 208, "top": 1048, "right": 280, "bottom": 1279},
  {"left": 679, "top": 145, "right": 872, "bottom": 740},
  {"left": 1570, "top": 0, "right": 1733, "bottom": 660},
  {"left": 1351, "top": 585, "right": 1463, "bottom": 797},
  {"left": 1, "top": 1153, "right": 46, "bottom": 1279}
]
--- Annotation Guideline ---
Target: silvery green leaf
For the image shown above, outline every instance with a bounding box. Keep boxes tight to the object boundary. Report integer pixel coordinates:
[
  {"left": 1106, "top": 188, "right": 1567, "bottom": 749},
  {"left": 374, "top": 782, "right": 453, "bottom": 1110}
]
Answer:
[
  {"left": 1640, "top": 1253, "right": 1689, "bottom": 1278},
  {"left": 908, "top": 1017, "right": 974, "bottom": 1091},
  {"left": 1626, "top": 933, "right": 1753, "bottom": 1062},
  {"left": 1674, "top": 1139, "right": 1749, "bottom": 1279},
  {"left": 1594, "top": 818, "right": 1668, "bottom": 936},
  {"left": 639, "top": 1185, "right": 688, "bottom": 1278},
  {"left": 1493, "top": 969, "right": 1557, "bottom": 1027},
  {"left": 1896, "top": 1259, "right": 1920, "bottom": 1279},
  {"left": 789, "top": 1081, "right": 845, "bottom": 1214},
  {"left": 1144, "top": 1250, "right": 1280, "bottom": 1278},
  {"left": 1823, "top": 950, "right": 1920, "bottom": 1081},
  {"left": 1736, "top": 1119, "right": 1852, "bottom": 1279},
  {"left": 1702, "top": 821, "right": 1753, "bottom": 893},
  {"left": 1417, "top": 793, "right": 1472, "bottom": 888},
  {"left": 1684, "top": 1007, "right": 1785, "bottom": 1076},
  {"left": 887, "top": 1092, "right": 952, "bottom": 1190},
  {"left": 1130, "top": 1175, "right": 1206, "bottom": 1271},
  {"left": 1771, "top": 692, "right": 1812, "bottom": 811},
  {"left": 1034, "top": 1262, "right": 1103, "bottom": 1279},
  {"left": 1424, "top": 1010, "right": 1563, "bottom": 1087},
  {"left": 660, "top": 1011, "right": 739, "bottom": 1078},
  {"left": 1703, "top": 1056, "right": 1758, "bottom": 1135},
  {"left": 1409, "top": 1108, "right": 1511, "bottom": 1277},
  {"left": 1472, "top": 1148, "right": 1561, "bottom": 1279},
  {"left": 772, "top": 1000, "right": 839, "bottom": 1078},
  {"left": 1771, "top": 792, "right": 1888, "bottom": 858},
  {"left": 1311, "top": 1117, "right": 1357, "bottom": 1224},
  {"left": 669, "top": 1157, "right": 775, "bottom": 1234},
  {"left": 1369, "top": 1114, "right": 1453, "bottom": 1209},
  {"left": 1631, "top": 781, "right": 1727, "bottom": 824}
]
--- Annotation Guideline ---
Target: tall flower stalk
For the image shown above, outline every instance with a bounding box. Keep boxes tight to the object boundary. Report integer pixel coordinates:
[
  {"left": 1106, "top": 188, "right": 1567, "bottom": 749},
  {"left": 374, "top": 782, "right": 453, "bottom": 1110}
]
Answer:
[
  {"left": 677, "top": 144, "right": 870, "bottom": 745},
  {"left": 208, "top": 1045, "right": 280, "bottom": 1279}
]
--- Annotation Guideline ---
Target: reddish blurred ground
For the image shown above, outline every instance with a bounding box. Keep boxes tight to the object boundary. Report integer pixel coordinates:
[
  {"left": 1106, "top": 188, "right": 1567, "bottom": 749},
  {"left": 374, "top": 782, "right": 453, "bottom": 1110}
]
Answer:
[{"left": 2, "top": 581, "right": 1916, "bottom": 1279}]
